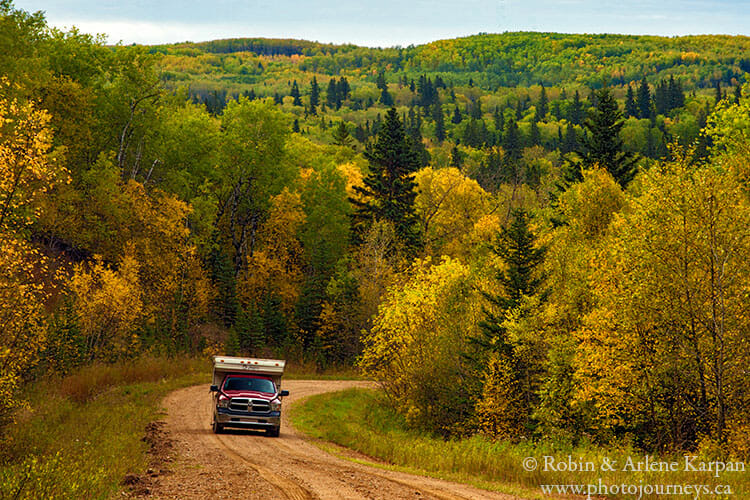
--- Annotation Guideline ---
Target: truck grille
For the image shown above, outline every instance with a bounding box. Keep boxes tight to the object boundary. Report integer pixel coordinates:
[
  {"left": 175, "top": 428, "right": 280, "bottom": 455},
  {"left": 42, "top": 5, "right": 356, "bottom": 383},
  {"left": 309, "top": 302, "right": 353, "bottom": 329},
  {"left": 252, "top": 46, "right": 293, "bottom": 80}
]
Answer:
[{"left": 228, "top": 398, "right": 271, "bottom": 413}]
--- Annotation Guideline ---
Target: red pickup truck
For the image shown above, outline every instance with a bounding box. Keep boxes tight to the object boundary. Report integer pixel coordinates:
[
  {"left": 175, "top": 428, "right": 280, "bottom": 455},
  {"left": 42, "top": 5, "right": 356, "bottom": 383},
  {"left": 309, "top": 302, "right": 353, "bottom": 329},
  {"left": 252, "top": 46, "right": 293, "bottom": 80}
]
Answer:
[{"left": 210, "top": 356, "right": 289, "bottom": 437}]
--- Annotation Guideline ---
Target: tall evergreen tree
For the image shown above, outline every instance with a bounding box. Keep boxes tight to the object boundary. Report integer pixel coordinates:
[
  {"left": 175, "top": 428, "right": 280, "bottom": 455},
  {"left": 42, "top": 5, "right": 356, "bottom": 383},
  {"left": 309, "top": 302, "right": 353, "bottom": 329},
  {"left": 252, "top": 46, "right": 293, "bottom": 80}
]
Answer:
[
  {"left": 338, "top": 77, "right": 350, "bottom": 100},
  {"left": 535, "top": 84, "right": 548, "bottom": 121},
  {"left": 450, "top": 143, "right": 463, "bottom": 169},
  {"left": 350, "top": 108, "right": 421, "bottom": 249},
  {"left": 714, "top": 81, "right": 722, "bottom": 106},
  {"left": 569, "top": 90, "right": 583, "bottom": 125},
  {"left": 451, "top": 104, "right": 463, "bottom": 124},
  {"left": 309, "top": 76, "right": 320, "bottom": 113},
  {"left": 290, "top": 80, "right": 302, "bottom": 106},
  {"left": 472, "top": 208, "right": 546, "bottom": 354},
  {"left": 562, "top": 122, "right": 578, "bottom": 154},
  {"left": 625, "top": 84, "right": 637, "bottom": 118},
  {"left": 433, "top": 103, "right": 446, "bottom": 143},
  {"left": 326, "top": 78, "right": 339, "bottom": 109},
  {"left": 332, "top": 121, "right": 353, "bottom": 147},
  {"left": 502, "top": 116, "right": 522, "bottom": 165},
  {"left": 529, "top": 119, "right": 541, "bottom": 147},
  {"left": 578, "top": 87, "right": 638, "bottom": 187},
  {"left": 636, "top": 76, "right": 651, "bottom": 119}
]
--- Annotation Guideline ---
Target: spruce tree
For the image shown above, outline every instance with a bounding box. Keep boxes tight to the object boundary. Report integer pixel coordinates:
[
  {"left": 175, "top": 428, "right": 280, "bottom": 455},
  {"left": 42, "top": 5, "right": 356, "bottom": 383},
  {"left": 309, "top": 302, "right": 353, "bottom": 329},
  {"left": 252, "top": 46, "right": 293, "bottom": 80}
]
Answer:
[
  {"left": 450, "top": 143, "right": 463, "bottom": 169},
  {"left": 338, "top": 77, "right": 350, "bottom": 100},
  {"left": 636, "top": 76, "right": 651, "bottom": 119},
  {"left": 433, "top": 103, "right": 446, "bottom": 142},
  {"left": 569, "top": 90, "right": 583, "bottom": 125},
  {"left": 714, "top": 81, "right": 722, "bottom": 106},
  {"left": 309, "top": 76, "right": 320, "bottom": 112},
  {"left": 326, "top": 78, "right": 339, "bottom": 109},
  {"left": 502, "top": 116, "right": 522, "bottom": 164},
  {"left": 350, "top": 108, "right": 421, "bottom": 249},
  {"left": 529, "top": 119, "right": 541, "bottom": 147},
  {"left": 290, "top": 80, "right": 302, "bottom": 106},
  {"left": 562, "top": 122, "right": 577, "bottom": 154},
  {"left": 332, "top": 121, "right": 353, "bottom": 147},
  {"left": 472, "top": 209, "right": 546, "bottom": 355},
  {"left": 535, "top": 84, "right": 548, "bottom": 121},
  {"left": 625, "top": 84, "right": 637, "bottom": 118},
  {"left": 451, "top": 105, "right": 462, "bottom": 124},
  {"left": 578, "top": 87, "right": 638, "bottom": 187}
]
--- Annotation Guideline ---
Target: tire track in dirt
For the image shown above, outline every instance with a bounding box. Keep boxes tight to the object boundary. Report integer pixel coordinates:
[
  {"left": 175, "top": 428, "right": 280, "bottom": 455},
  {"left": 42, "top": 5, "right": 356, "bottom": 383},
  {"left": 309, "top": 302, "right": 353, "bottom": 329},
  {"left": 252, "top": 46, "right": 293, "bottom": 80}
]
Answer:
[{"left": 149, "top": 380, "right": 520, "bottom": 500}]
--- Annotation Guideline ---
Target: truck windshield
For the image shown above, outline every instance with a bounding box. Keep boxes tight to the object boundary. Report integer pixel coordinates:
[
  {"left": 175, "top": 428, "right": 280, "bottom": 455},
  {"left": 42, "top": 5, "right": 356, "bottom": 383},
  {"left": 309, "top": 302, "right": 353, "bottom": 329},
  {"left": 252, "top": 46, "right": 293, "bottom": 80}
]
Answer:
[{"left": 223, "top": 377, "right": 276, "bottom": 394}]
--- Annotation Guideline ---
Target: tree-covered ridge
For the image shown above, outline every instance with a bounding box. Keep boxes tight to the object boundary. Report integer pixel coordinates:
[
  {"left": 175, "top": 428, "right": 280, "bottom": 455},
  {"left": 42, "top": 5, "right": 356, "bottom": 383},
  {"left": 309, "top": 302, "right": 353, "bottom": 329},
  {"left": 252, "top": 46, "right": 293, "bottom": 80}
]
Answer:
[{"left": 153, "top": 32, "right": 750, "bottom": 89}]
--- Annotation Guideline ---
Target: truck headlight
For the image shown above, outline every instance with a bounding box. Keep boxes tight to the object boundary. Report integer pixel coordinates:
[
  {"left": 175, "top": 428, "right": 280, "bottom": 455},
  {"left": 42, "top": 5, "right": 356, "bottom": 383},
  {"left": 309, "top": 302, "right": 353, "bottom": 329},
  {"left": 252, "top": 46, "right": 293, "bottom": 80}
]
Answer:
[
  {"left": 218, "top": 396, "right": 230, "bottom": 409},
  {"left": 270, "top": 399, "right": 281, "bottom": 412}
]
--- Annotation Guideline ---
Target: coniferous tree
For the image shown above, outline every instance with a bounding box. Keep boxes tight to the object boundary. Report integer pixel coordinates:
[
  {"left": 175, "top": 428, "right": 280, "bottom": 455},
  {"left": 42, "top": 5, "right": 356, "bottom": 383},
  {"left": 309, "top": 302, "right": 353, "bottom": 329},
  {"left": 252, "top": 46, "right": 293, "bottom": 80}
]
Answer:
[
  {"left": 714, "top": 81, "right": 722, "bottom": 106},
  {"left": 450, "top": 143, "right": 463, "bottom": 169},
  {"left": 309, "top": 76, "right": 320, "bottom": 113},
  {"left": 332, "top": 121, "right": 353, "bottom": 147},
  {"left": 433, "top": 103, "right": 446, "bottom": 143},
  {"left": 290, "top": 80, "right": 302, "bottom": 106},
  {"left": 636, "top": 76, "right": 651, "bottom": 119},
  {"left": 569, "top": 90, "right": 583, "bottom": 124},
  {"left": 529, "top": 119, "right": 541, "bottom": 147},
  {"left": 578, "top": 87, "right": 638, "bottom": 187},
  {"left": 350, "top": 108, "right": 421, "bottom": 249},
  {"left": 535, "top": 84, "right": 548, "bottom": 121},
  {"left": 338, "top": 77, "right": 350, "bottom": 100},
  {"left": 326, "top": 78, "right": 339, "bottom": 109},
  {"left": 668, "top": 75, "right": 685, "bottom": 110},
  {"left": 470, "top": 97, "right": 482, "bottom": 119},
  {"left": 502, "top": 117, "right": 522, "bottom": 165},
  {"left": 625, "top": 84, "right": 637, "bottom": 118},
  {"left": 562, "top": 122, "right": 578, "bottom": 154},
  {"left": 451, "top": 105, "right": 463, "bottom": 124},
  {"left": 471, "top": 208, "right": 545, "bottom": 356},
  {"left": 292, "top": 118, "right": 300, "bottom": 133}
]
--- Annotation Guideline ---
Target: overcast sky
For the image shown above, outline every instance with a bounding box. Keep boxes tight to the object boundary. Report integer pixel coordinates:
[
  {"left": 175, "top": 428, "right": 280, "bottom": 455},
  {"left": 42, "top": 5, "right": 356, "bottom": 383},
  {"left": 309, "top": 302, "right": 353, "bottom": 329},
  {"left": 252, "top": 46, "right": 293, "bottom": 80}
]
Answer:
[{"left": 13, "top": 0, "right": 750, "bottom": 47}]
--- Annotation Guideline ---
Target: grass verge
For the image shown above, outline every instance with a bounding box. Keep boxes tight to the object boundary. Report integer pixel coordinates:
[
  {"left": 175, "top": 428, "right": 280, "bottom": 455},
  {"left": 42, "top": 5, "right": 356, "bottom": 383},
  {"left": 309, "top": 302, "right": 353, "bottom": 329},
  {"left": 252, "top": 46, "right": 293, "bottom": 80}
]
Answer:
[
  {"left": 291, "top": 388, "right": 747, "bottom": 500},
  {"left": 0, "top": 356, "right": 210, "bottom": 499}
]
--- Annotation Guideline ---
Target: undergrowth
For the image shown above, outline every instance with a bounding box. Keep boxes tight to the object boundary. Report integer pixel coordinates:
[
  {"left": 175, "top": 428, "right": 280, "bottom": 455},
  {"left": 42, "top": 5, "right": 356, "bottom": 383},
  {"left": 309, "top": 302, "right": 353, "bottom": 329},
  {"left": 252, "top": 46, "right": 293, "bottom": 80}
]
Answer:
[{"left": 291, "top": 388, "right": 747, "bottom": 500}]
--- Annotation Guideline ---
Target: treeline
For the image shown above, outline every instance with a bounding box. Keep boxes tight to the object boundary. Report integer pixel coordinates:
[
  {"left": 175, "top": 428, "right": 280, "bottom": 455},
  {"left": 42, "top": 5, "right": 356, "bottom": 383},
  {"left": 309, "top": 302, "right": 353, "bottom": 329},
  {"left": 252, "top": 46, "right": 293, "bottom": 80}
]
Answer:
[{"left": 157, "top": 32, "right": 750, "bottom": 89}]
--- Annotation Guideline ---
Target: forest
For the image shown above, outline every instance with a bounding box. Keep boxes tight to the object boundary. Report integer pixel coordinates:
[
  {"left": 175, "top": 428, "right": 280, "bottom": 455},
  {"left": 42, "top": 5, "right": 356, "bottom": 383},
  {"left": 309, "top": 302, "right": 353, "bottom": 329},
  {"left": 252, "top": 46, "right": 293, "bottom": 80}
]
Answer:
[{"left": 1, "top": 0, "right": 748, "bottom": 461}]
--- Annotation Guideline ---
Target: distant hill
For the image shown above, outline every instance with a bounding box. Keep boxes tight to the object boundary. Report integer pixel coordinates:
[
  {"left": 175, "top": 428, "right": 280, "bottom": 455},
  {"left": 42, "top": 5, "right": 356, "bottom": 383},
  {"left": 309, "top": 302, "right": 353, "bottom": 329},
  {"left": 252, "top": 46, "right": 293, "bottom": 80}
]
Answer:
[{"left": 152, "top": 32, "right": 750, "bottom": 89}]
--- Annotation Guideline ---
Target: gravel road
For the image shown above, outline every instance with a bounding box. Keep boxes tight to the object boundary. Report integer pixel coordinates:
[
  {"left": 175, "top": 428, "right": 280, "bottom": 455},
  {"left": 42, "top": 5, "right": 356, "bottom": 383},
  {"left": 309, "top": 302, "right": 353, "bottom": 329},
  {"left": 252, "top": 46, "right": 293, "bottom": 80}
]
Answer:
[{"left": 146, "top": 380, "right": 519, "bottom": 500}]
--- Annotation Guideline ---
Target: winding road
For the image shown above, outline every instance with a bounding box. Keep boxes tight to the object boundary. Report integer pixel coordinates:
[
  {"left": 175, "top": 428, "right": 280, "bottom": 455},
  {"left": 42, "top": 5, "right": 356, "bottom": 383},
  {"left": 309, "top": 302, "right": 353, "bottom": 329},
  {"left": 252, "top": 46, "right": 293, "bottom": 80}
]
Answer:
[{"left": 149, "top": 380, "right": 519, "bottom": 500}]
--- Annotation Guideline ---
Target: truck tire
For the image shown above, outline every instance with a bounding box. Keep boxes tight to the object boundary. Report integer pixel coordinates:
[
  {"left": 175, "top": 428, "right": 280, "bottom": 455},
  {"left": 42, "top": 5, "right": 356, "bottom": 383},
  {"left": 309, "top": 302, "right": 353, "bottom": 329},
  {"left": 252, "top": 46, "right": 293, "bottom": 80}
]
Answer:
[
  {"left": 212, "top": 416, "right": 224, "bottom": 434},
  {"left": 266, "top": 426, "right": 280, "bottom": 437}
]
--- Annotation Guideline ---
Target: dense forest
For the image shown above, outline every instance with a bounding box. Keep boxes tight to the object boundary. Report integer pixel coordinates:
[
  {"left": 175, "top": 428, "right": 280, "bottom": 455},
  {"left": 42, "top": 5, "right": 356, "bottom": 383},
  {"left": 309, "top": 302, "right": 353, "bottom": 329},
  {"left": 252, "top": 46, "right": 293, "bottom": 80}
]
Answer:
[{"left": 1, "top": 0, "right": 748, "bottom": 461}]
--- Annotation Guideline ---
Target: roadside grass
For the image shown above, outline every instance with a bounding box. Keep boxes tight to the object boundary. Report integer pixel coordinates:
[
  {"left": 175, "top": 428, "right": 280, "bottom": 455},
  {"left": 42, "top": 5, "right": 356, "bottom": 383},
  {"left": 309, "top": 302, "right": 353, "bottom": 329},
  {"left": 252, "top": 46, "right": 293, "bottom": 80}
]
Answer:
[
  {"left": 0, "top": 356, "right": 210, "bottom": 499},
  {"left": 291, "top": 388, "right": 747, "bottom": 500}
]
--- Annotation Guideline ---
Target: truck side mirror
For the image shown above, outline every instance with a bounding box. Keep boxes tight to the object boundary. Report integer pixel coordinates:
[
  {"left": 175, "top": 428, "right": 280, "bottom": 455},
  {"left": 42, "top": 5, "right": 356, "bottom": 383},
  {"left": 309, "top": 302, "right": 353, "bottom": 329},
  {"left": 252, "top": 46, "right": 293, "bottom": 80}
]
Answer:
[
  {"left": 280, "top": 390, "right": 290, "bottom": 397},
  {"left": 210, "top": 385, "right": 219, "bottom": 392}
]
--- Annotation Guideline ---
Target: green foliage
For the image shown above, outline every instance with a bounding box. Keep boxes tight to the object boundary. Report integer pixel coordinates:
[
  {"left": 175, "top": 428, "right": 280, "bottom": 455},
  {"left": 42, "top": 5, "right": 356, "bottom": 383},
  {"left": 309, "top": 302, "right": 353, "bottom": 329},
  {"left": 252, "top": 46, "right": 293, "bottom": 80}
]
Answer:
[
  {"left": 351, "top": 107, "right": 422, "bottom": 249},
  {"left": 577, "top": 87, "right": 638, "bottom": 187}
]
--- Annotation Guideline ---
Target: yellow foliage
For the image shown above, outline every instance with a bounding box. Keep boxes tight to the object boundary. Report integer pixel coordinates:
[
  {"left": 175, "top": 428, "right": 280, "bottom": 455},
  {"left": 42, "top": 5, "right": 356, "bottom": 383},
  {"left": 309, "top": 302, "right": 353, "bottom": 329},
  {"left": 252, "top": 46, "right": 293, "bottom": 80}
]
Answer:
[
  {"left": 475, "top": 353, "right": 525, "bottom": 439},
  {"left": 360, "top": 256, "right": 481, "bottom": 432},
  {"left": 69, "top": 249, "right": 144, "bottom": 361},
  {"left": 238, "top": 189, "right": 305, "bottom": 312},
  {"left": 0, "top": 93, "right": 65, "bottom": 424},
  {"left": 414, "top": 167, "right": 492, "bottom": 259}
]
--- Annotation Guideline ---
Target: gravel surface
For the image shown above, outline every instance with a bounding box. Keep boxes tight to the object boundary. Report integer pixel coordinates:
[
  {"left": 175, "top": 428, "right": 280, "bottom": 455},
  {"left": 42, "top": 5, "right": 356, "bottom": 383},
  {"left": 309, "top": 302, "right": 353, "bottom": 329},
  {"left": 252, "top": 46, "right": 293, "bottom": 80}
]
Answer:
[{"left": 143, "top": 380, "right": 518, "bottom": 500}]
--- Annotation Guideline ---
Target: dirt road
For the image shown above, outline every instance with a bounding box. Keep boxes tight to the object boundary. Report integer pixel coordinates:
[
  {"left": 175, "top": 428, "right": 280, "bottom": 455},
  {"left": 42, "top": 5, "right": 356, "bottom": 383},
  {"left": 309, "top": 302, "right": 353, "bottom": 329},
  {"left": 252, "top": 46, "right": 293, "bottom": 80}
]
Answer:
[{"left": 148, "top": 380, "right": 519, "bottom": 500}]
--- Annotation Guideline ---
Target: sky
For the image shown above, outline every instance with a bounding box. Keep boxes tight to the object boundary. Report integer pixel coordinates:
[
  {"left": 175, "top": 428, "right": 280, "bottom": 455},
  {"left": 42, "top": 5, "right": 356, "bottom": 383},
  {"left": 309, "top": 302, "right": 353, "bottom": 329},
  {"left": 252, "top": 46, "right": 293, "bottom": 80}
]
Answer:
[{"left": 13, "top": 0, "right": 750, "bottom": 47}]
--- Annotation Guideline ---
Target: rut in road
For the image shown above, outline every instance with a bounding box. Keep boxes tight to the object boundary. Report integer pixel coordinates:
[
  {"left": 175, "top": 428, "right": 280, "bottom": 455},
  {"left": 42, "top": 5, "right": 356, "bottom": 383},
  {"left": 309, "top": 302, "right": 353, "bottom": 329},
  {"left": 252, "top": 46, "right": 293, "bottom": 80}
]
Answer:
[{"left": 148, "top": 380, "right": 520, "bottom": 500}]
